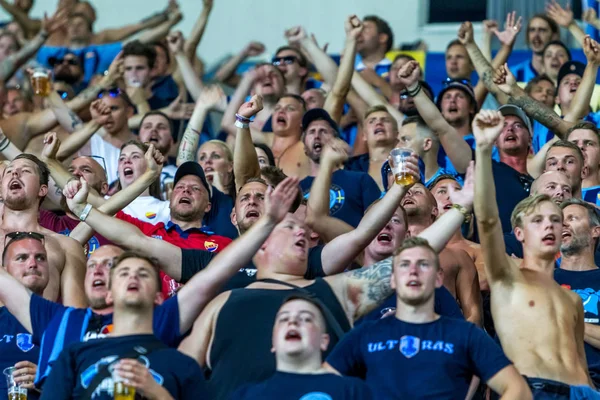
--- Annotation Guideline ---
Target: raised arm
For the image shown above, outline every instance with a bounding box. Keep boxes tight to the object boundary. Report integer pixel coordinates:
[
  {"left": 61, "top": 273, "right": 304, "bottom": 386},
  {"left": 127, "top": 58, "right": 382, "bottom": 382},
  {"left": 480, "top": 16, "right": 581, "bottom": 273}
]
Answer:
[
  {"left": 564, "top": 35, "right": 600, "bottom": 122},
  {"left": 68, "top": 145, "right": 163, "bottom": 245},
  {"left": 320, "top": 149, "right": 419, "bottom": 275},
  {"left": 327, "top": 164, "right": 475, "bottom": 320},
  {"left": 129, "top": 4, "right": 183, "bottom": 45},
  {"left": 59, "top": 235, "right": 87, "bottom": 308},
  {"left": 0, "top": 0, "right": 41, "bottom": 37},
  {"left": 0, "top": 267, "right": 36, "bottom": 331},
  {"left": 493, "top": 63, "right": 574, "bottom": 138},
  {"left": 474, "top": 12, "right": 522, "bottom": 106},
  {"left": 167, "top": 31, "right": 203, "bottom": 100},
  {"left": 213, "top": 42, "right": 265, "bottom": 85},
  {"left": 64, "top": 180, "right": 183, "bottom": 281},
  {"left": 397, "top": 60, "right": 472, "bottom": 174},
  {"left": 546, "top": 0, "right": 587, "bottom": 46},
  {"left": 95, "top": 7, "right": 170, "bottom": 44},
  {"left": 176, "top": 85, "right": 226, "bottom": 166},
  {"left": 0, "top": 10, "right": 67, "bottom": 82},
  {"left": 183, "top": 0, "right": 213, "bottom": 62},
  {"left": 54, "top": 101, "right": 103, "bottom": 161},
  {"left": 233, "top": 95, "right": 263, "bottom": 190},
  {"left": 473, "top": 110, "right": 516, "bottom": 285},
  {"left": 220, "top": 68, "right": 257, "bottom": 137},
  {"left": 305, "top": 140, "right": 355, "bottom": 243},
  {"left": 176, "top": 177, "right": 300, "bottom": 333}
]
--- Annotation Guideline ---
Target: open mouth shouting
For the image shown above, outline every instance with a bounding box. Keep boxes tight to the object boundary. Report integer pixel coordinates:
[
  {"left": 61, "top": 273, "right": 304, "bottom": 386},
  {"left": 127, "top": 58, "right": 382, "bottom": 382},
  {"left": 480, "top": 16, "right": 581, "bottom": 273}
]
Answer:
[
  {"left": 245, "top": 208, "right": 261, "bottom": 220},
  {"left": 285, "top": 328, "right": 302, "bottom": 342},
  {"left": 123, "top": 167, "right": 134, "bottom": 178},
  {"left": 8, "top": 179, "right": 22, "bottom": 191},
  {"left": 542, "top": 233, "right": 556, "bottom": 246},
  {"left": 376, "top": 232, "right": 393, "bottom": 246},
  {"left": 126, "top": 282, "right": 140, "bottom": 292}
]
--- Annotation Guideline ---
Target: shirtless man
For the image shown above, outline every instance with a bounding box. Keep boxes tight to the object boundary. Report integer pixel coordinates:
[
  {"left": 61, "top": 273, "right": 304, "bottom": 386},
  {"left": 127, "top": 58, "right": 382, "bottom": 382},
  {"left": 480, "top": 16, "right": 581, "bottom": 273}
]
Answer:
[
  {"left": 1, "top": 154, "right": 86, "bottom": 307},
  {"left": 402, "top": 182, "right": 482, "bottom": 325},
  {"left": 178, "top": 169, "right": 474, "bottom": 399},
  {"left": 473, "top": 109, "right": 598, "bottom": 398},
  {"left": 429, "top": 175, "right": 486, "bottom": 290}
]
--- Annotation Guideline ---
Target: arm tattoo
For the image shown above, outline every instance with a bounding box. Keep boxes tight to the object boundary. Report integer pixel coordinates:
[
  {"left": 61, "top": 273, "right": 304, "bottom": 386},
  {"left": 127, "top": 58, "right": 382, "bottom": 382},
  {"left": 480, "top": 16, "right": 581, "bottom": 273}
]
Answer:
[
  {"left": 349, "top": 257, "right": 393, "bottom": 303},
  {"left": 466, "top": 43, "right": 496, "bottom": 93},
  {"left": 68, "top": 110, "right": 83, "bottom": 130},
  {"left": 508, "top": 94, "right": 563, "bottom": 133},
  {"left": 0, "top": 35, "right": 43, "bottom": 82},
  {"left": 177, "top": 127, "right": 199, "bottom": 163}
]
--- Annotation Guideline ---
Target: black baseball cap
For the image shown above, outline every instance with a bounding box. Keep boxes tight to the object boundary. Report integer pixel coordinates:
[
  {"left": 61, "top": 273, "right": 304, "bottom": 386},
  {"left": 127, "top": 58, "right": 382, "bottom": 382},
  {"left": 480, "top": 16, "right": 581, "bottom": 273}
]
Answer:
[
  {"left": 435, "top": 79, "right": 479, "bottom": 113},
  {"left": 174, "top": 161, "right": 211, "bottom": 194},
  {"left": 302, "top": 108, "right": 340, "bottom": 136},
  {"left": 557, "top": 61, "right": 585, "bottom": 88}
]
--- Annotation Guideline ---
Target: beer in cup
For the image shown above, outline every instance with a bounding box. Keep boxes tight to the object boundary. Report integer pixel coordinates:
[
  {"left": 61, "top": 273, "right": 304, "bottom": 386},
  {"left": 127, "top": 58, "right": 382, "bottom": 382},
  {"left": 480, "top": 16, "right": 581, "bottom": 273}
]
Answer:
[
  {"left": 3, "top": 367, "right": 27, "bottom": 400},
  {"left": 31, "top": 69, "right": 51, "bottom": 97},
  {"left": 111, "top": 365, "right": 135, "bottom": 400},
  {"left": 390, "top": 148, "right": 416, "bottom": 186}
]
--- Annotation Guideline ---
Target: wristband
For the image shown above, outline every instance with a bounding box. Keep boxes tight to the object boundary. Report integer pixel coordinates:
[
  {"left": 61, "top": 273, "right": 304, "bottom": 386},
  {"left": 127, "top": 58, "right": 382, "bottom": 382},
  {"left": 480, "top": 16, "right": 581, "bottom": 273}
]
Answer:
[
  {"left": 406, "top": 83, "right": 421, "bottom": 97},
  {"left": 79, "top": 203, "right": 93, "bottom": 222},
  {"left": 0, "top": 137, "right": 9, "bottom": 152},
  {"left": 235, "top": 120, "right": 249, "bottom": 129},
  {"left": 235, "top": 113, "right": 252, "bottom": 123},
  {"left": 452, "top": 203, "right": 471, "bottom": 223}
]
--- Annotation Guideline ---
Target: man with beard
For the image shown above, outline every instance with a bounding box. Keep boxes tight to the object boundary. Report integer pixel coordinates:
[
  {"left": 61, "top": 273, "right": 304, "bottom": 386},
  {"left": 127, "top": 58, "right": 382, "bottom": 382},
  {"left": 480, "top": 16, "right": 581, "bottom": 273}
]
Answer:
[
  {"left": 401, "top": 181, "right": 482, "bottom": 325},
  {"left": 0, "top": 153, "right": 86, "bottom": 307},
  {"left": 49, "top": 51, "right": 85, "bottom": 94},
  {"left": 300, "top": 108, "right": 380, "bottom": 228},
  {"left": 555, "top": 199, "right": 600, "bottom": 388},
  {"left": 354, "top": 15, "right": 393, "bottom": 76},
  {"left": 511, "top": 14, "right": 559, "bottom": 82}
]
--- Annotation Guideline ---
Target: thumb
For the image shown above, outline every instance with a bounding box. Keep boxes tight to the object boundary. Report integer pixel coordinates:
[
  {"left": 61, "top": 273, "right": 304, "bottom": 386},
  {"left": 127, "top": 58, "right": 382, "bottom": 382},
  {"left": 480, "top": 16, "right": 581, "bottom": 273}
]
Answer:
[{"left": 79, "top": 176, "right": 88, "bottom": 193}]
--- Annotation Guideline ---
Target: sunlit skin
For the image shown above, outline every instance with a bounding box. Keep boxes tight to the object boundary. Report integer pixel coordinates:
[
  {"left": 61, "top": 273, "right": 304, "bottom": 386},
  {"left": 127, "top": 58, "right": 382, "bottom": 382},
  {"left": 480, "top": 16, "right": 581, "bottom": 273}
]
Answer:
[
  {"left": 445, "top": 43, "right": 473, "bottom": 79},
  {"left": 2, "top": 89, "right": 27, "bottom": 117},
  {"left": 84, "top": 245, "right": 123, "bottom": 311},
  {"left": 272, "top": 97, "right": 304, "bottom": 135},
  {"left": 556, "top": 74, "right": 581, "bottom": 112},
  {"left": 105, "top": 258, "right": 163, "bottom": 310},
  {"left": 364, "top": 208, "right": 407, "bottom": 263},
  {"left": 118, "top": 145, "right": 147, "bottom": 189},
  {"left": 274, "top": 49, "right": 307, "bottom": 84},
  {"left": 2, "top": 159, "right": 47, "bottom": 211},
  {"left": 231, "top": 181, "right": 267, "bottom": 234},
  {"left": 97, "top": 96, "right": 133, "bottom": 135},
  {"left": 258, "top": 214, "right": 309, "bottom": 277},
  {"left": 391, "top": 246, "right": 443, "bottom": 307},
  {"left": 4, "top": 238, "right": 49, "bottom": 295},
  {"left": 68, "top": 156, "right": 108, "bottom": 195},
  {"left": 197, "top": 142, "right": 233, "bottom": 187},
  {"left": 531, "top": 171, "right": 572, "bottom": 205},
  {"left": 544, "top": 146, "right": 586, "bottom": 196},
  {"left": 495, "top": 115, "right": 531, "bottom": 156},
  {"left": 514, "top": 201, "right": 563, "bottom": 259},
  {"left": 68, "top": 15, "right": 92, "bottom": 44},
  {"left": 364, "top": 111, "right": 397, "bottom": 148},
  {"left": 440, "top": 89, "right": 472, "bottom": 127},
  {"left": 568, "top": 129, "right": 600, "bottom": 176},
  {"left": 169, "top": 175, "right": 211, "bottom": 223},
  {"left": 271, "top": 299, "right": 329, "bottom": 360},
  {"left": 561, "top": 204, "right": 597, "bottom": 254},
  {"left": 139, "top": 114, "right": 173, "bottom": 156},
  {"left": 303, "top": 120, "right": 336, "bottom": 163},
  {"left": 301, "top": 89, "right": 325, "bottom": 110},
  {"left": 527, "top": 79, "right": 555, "bottom": 109},
  {"left": 252, "top": 65, "right": 285, "bottom": 101},
  {"left": 528, "top": 17, "right": 555, "bottom": 54},
  {"left": 356, "top": 20, "right": 382, "bottom": 56},
  {"left": 124, "top": 55, "right": 151, "bottom": 88},
  {"left": 542, "top": 44, "right": 569, "bottom": 82}
]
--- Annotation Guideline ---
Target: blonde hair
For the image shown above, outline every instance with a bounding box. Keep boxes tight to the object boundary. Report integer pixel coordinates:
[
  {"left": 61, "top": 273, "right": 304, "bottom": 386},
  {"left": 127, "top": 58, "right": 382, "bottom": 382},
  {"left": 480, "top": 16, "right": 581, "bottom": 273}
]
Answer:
[
  {"left": 510, "top": 193, "right": 556, "bottom": 230},
  {"left": 198, "top": 140, "right": 233, "bottom": 163}
]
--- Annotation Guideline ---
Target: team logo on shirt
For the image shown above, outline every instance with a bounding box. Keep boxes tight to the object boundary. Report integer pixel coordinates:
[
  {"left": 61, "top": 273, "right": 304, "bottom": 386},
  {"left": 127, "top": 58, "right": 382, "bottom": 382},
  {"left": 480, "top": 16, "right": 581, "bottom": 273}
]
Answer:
[
  {"left": 16, "top": 333, "right": 34, "bottom": 352},
  {"left": 304, "top": 185, "right": 345, "bottom": 215},
  {"left": 300, "top": 393, "right": 333, "bottom": 400},
  {"left": 400, "top": 335, "right": 420, "bottom": 358},
  {"left": 145, "top": 212, "right": 157, "bottom": 220},
  {"left": 81, "top": 355, "right": 163, "bottom": 397},
  {"left": 571, "top": 288, "right": 600, "bottom": 323},
  {"left": 204, "top": 241, "right": 219, "bottom": 252}
]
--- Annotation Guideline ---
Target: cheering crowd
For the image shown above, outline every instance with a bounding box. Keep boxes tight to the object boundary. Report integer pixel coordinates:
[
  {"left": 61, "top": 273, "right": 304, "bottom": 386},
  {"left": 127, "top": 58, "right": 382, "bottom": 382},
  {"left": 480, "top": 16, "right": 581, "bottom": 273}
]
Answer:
[{"left": 0, "top": 0, "right": 600, "bottom": 399}]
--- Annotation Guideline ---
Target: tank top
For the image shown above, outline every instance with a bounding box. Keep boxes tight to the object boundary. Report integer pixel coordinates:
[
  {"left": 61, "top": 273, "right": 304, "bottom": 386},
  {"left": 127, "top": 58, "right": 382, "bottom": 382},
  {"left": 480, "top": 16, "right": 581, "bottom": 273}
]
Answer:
[{"left": 207, "top": 278, "right": 351, "bottom": 400}]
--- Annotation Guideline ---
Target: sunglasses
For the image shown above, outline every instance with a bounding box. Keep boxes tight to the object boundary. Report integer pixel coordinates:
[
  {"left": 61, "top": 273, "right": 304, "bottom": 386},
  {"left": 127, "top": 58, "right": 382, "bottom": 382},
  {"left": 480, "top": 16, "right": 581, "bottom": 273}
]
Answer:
[
  {"left": 3, "top": 231, "right": 45, "bottom": 253},
  {"left": 442, "top": 78, "right": 471, "bottom": 87},
  {"left": 48, "top": 57, "right": 79, "bottom": 67},
  {"left": 97, "top": 87, "right": 134, "bottom": 108},
  {"left": 272, "top": 56, "right": 297, "bottom": 66}
]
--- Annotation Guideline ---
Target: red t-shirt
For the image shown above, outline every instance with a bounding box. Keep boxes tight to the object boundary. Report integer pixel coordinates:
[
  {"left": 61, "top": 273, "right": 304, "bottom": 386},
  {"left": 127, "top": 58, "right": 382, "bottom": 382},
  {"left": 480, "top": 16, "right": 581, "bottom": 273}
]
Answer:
[{"left": 115, "top": 211, "right": 232, "bottom": 298}]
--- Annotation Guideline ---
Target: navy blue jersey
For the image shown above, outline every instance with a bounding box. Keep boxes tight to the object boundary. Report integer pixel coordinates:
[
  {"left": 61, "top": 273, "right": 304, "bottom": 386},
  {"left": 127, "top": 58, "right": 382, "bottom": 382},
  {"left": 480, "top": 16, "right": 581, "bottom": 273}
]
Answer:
[
  {"left": 326, "top": 316, "right": 511, "bottom": 399},
  {"left": 29, "top": 294, "right": 181, "bottom": 386},
  {"left": 0, "top": 307, "right": 40, "bottom": 400},
  {"left": 300, "top": 170, "right": 380, "bottom": 228},
  {"left": 231, "top": 371, "right": 373, "bottom": 400},
  {"left": 40, "top": 334, "right": 207, "bottom": 400},
  {"left": 203, "top": 186, "right": 237, "bottom": 240},
  {"left": 583, "top": 185, "right": 600, "bottom": 207},
  {"left": 555, "top": 268, "right": 600, "bottom": 387},
  {"left": 357, "top": 287, "right": 463, "bottom": 325}
]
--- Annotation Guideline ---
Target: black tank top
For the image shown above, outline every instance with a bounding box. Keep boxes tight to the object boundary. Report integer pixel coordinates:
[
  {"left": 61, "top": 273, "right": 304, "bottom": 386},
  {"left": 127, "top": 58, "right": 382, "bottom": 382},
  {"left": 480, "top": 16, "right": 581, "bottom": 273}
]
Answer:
[{"left": 207, "top": 278, "right": 351, "bottom": 400}]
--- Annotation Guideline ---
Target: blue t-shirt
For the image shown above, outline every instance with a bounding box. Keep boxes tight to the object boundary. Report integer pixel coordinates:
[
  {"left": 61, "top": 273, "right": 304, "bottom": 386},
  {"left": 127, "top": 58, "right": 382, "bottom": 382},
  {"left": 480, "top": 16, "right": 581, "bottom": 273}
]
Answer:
[
  {"left": 489, "top": 161, "right": 532, "bottom": 236},
  {"left": 438, "top": 133, "right": 497, "bottom": 176},
  {"left": 203, "top": 187, "right": 237, "bottom": 240},
  {"left": 36, "top": 43, "right": 122, "bottom": 85},
  {"left": 326, "top": 316, "right": 511, "bottom": 400},
  {"left": 583, "top": 185, "right": 600, "bottom": 206},
  {"left": 300, "top": 170, "right": 380, "bottom": 228},
  {"left": 231, "top": 371, "right": 373, "bottom": 400},
  {"left": 358, "top": 287, "right": 464, "bottom": 325},
  {"left": 40, "top": 334, "right": 207, "bottom": 400},
  {"left": 554, "top": 268, "right": 600, "bottom": 387},
  {"left": 0, "top": 307, "right": 40, "bottom": 400},
  {"left": 510, "top": 59, "right": 539, "bottom": 84},
  {"left": 29, "top": 294, "right": 181, "bottom": 386}
]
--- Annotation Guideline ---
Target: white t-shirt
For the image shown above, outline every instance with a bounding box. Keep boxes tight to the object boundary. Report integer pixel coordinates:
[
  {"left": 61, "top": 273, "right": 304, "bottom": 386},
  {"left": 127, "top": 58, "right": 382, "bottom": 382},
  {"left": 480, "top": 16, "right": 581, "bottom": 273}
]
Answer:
[
  {"left": 88, "top": 134, "right": 121, "bottom": 185},
  {"left": 121, "top": 195, "right": 171, "bottom": 224}
]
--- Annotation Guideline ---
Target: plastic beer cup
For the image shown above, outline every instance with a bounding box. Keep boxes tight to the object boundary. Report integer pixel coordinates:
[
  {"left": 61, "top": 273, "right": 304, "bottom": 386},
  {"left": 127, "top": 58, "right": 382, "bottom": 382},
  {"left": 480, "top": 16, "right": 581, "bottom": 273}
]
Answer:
[
  {"left": 390, "top": 148, "right": 415, "bottom": 186},
  {"left": 3, "top": 367, "right": 27, "bottom": 400}
]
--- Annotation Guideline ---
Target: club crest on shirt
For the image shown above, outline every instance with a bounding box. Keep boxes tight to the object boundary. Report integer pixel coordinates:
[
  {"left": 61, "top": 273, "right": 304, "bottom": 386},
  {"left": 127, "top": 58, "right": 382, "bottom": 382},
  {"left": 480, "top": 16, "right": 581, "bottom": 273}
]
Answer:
[
  {"left": 400, "top": 335, "right": 420, "bottom": 358},
  {"left": 302, "top": 184, "right": 345, "bottom": 216},
  {"left": 16, "top": 333, "right": 34, "bottom": 352},
  {"left": 300, "top": 393, "right": 333, "bottom": 400},
  {"left": 204, "top": 241, "right": 218, "bottom": 252},
  {"left": 145, "top": 212, "right": 157, "bottom": 219}
]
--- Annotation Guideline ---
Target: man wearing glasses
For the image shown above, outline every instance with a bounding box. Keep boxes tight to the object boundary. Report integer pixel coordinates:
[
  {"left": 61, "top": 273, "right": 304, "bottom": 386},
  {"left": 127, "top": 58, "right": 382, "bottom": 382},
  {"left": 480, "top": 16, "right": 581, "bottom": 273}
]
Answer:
[
  {"left": 0, "top": 231, "right": 51, "bottom": 400},
  {"left": 272, "top": 46, "right": 310, "bottom": 96},
  {"left": 48, "top": 52, "right": 85, "bottom": 95}
]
